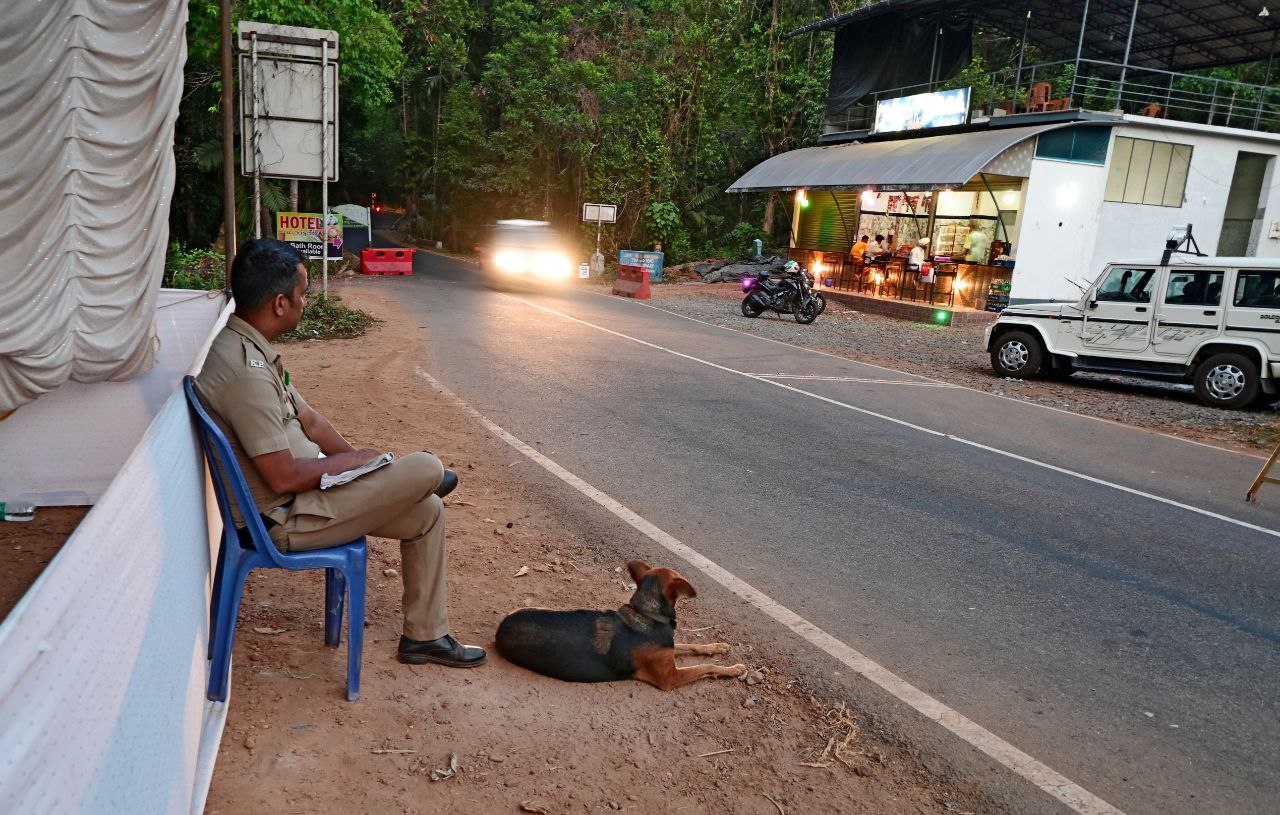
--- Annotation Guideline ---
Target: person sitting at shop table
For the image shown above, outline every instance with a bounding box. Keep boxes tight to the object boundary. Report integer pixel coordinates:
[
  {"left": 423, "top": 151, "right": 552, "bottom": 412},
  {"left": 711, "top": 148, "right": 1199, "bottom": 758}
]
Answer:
[
  {"left": 908, "top": 237, "right": 929, "bottom": 272},
  {"left": 866, "top": 234, "right": 885, "bottom": 260},
  {"left": 850, "top": 235, "right": 869, "bottom": 262}
]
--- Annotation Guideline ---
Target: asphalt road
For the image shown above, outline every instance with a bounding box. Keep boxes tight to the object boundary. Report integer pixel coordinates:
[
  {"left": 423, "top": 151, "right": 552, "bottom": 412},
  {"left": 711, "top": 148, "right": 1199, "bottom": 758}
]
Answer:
[{"left": 378, "top": 246, "right": 1279, "bottom": 815}]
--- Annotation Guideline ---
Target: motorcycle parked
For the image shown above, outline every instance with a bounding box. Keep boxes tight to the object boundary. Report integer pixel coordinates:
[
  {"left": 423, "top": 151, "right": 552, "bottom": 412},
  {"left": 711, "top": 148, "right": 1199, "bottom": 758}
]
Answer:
[{"left": 739, "top": 262, "right": 825, "bottom": 324}]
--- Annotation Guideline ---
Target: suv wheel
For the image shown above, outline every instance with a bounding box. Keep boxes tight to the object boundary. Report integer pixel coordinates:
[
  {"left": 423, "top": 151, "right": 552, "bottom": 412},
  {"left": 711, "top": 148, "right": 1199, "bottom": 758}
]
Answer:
[
  {"left": 991, "top": 330, "right": 1043, "bottom": 378},
  {"left": 1193, "top": 352, "right": 1259, "bottom": 409}
]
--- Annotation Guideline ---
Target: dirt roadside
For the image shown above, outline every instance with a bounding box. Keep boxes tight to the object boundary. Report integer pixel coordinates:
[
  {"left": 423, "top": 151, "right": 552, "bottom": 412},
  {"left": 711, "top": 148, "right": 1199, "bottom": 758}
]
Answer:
[{"left": 204, "top": 282, "right": 1010, "bottom": 815}]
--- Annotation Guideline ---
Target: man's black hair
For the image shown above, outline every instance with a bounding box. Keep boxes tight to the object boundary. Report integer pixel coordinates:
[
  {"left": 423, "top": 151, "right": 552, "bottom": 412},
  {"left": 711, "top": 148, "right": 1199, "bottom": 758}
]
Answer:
[
  {"left": 860, "top": 235, "right": 869, "bottom": 241},
  {"left": 874, "top": 234, "right": 884, "bottom": 241},
  {"left": 231, "top": 238, "right": 305, "bottom": 312}
]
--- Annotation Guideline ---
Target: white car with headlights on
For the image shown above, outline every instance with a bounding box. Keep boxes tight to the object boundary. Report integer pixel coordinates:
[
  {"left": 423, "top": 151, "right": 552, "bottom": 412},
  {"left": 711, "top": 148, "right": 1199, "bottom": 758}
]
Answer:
[{"left": 478, "top": 220, "right": 575, "bottom": 288}]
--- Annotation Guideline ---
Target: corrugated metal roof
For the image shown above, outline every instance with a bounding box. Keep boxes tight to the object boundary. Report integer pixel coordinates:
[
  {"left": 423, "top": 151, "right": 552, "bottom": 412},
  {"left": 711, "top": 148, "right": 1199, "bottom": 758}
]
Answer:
[{"left": 726, "top": 124, "right": 1070, "bottom": 193}]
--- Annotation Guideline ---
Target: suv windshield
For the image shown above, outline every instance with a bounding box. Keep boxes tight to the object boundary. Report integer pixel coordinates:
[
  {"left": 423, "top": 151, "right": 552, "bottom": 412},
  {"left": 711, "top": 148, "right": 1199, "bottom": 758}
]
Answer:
[{"left": 1096, "top": 266, "right": 1156, "bottom": 302}]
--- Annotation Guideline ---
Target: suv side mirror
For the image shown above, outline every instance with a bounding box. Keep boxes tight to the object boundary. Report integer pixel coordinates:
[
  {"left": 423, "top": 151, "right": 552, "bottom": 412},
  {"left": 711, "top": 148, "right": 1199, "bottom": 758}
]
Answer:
[{"left": 1087, "top": 296, "right": 1098, "bottom": 309}]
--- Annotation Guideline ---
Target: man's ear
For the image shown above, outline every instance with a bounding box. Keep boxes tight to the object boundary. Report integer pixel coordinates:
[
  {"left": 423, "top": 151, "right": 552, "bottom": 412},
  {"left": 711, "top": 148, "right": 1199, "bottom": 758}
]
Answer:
[{"left": 626, "top": 560, "right": 651, "bottom": 584}]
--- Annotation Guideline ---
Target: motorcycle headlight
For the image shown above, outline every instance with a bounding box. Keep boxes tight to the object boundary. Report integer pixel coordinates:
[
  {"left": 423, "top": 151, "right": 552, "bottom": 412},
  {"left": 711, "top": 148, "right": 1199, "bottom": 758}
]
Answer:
[{"left": 741, "top": 277, "right": 754, "bottom": 291}]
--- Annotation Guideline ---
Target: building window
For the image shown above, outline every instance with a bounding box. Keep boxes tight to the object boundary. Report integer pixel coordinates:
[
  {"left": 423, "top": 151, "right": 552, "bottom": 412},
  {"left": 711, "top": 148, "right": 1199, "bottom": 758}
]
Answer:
[
  {"left": 1104, "top": 137, "right": 1192, "bottom": 207},
  {"left": 1034, "top": 127, "right": 1110, "bottom": 165}
]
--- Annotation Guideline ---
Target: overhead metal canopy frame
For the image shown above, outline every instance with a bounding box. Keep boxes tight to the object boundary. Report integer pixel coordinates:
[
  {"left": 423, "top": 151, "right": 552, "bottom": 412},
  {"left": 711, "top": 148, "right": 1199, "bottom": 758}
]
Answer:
[
  {"left": 787, "top": 0, "right": 1280, "bottom": 73},
  {"left": 725, "top": 123, "right": 1081, "bottom": 193}
]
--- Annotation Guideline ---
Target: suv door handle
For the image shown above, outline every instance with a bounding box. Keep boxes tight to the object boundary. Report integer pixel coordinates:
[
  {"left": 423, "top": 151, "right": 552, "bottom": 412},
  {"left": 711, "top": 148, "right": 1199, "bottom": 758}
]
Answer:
[
  {"left": 1203, "top": 310, "right": 1217, "bottom": 316},
  {"left": 1135, "top": 306, "right": 1148, "bottom": 312}
]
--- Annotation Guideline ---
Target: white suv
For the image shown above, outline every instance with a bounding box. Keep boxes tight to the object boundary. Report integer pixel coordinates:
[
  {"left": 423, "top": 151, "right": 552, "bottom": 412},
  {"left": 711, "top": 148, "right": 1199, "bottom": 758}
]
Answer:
[{"left": 985, "top": 256, "right": 1280, "bottom": 409}]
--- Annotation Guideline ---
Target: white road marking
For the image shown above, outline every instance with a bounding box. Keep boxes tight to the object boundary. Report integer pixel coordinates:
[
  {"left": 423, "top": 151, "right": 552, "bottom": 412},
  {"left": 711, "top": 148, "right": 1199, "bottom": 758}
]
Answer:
[
  {"left": 502, "top": 293, "right": 1280, "bottom": 542},
  {"left": 604, "top": 292, "right": 1267, "bottom": 461},
  {"left": 416, "top": 366, "right": 1125, "bottom": 815},
  {"left": 750, "top": 374, "right": 959, "bottom": 387}
]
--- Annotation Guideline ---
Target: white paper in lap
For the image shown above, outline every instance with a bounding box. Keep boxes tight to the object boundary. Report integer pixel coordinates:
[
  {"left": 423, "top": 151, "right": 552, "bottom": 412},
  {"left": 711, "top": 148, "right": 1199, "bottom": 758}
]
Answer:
[{"left": 0, "top": 0, "right": 187, "bottom": 413}]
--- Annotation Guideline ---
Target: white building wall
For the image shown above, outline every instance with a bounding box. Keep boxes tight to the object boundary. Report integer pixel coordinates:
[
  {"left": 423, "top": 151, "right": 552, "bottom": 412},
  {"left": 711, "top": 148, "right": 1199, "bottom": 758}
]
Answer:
[
  {"left": 1012, "top": 120, "right": 1280, "bottom": 304},
  {"left": 1010, "top": 158, "right": 1109, "bottom": 302}
]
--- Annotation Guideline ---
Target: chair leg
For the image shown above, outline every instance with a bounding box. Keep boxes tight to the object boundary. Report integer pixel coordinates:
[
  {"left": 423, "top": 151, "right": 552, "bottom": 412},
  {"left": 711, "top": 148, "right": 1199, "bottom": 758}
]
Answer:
[
  {"left": 208, "top": 531, "right": 231, "bottom": 660},
  {"left": 345, "top": 555, "right": 366, "bottom": 702},
  {"left": 325, "top": 568, "right": 346, "bottom": 648},
  {"left": 208, "top": 563, "right": 250, "bottom": 703}
]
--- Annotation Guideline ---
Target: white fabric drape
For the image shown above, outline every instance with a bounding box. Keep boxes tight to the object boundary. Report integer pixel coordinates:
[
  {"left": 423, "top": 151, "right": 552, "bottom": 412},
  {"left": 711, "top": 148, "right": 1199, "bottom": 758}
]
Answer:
[{"left": 0, "top": 0, "right": 187, "bottom": 413}]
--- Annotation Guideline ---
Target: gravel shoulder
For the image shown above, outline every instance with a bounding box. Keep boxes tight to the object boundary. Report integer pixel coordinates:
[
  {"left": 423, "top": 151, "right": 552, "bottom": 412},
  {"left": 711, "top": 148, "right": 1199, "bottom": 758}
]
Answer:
[{"left": 644, "top": 281, "right": 1279, "bottom": 454}]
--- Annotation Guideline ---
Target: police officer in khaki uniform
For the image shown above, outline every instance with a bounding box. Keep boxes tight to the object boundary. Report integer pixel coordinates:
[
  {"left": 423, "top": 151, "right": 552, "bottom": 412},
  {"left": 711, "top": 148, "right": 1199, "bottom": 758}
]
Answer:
[{"left": 196, "top": 238, "right": 485, "bottom": 668}]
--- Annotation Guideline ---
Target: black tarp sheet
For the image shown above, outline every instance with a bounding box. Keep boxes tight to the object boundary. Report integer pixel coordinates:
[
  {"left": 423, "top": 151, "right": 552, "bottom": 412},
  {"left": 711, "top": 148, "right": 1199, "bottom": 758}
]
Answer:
[{"left": 824, "top": 13, "right": 973, "bottom": 119}]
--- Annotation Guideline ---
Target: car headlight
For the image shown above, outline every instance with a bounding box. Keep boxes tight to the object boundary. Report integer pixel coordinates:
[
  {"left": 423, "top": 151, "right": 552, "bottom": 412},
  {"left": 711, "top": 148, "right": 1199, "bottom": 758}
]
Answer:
[
  {"left": 531, "top": 251, "right": 572, "bottom": 280},
  {"left": 494, "top": 249, "right": 528, "bottom": 275}
]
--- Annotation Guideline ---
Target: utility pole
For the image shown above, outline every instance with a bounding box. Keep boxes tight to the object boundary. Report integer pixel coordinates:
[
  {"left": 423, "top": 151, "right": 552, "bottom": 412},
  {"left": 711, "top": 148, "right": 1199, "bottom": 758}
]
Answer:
[{"left": 219, "top": 0, "right": 237, "bottom": 290}]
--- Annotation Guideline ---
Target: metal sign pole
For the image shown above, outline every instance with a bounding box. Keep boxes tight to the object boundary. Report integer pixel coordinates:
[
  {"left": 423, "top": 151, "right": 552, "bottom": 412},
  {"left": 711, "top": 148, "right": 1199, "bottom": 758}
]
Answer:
[
  {"left": 321, "top": 37, "right": 329, "bottom": 296},
  {"left": 251, "top": 33, "right": 261, "bottom": 239},
  {"left": 219, "top": 0, "right": 236, "bottom": 290}
]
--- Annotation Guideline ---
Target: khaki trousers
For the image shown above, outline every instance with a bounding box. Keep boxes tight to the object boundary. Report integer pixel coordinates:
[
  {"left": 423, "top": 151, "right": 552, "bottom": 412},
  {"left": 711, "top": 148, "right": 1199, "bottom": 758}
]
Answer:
[{"left": 272, "top": 452, "right": 449, "bottom": 641}]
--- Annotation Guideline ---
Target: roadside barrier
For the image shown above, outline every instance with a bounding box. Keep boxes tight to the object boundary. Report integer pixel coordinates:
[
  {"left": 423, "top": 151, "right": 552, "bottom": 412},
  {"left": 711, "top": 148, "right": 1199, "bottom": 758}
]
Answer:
[
  {"left": 612, "top": 264, "right": 651, "bottom": 299},
  {"left": 360, "top": 247, "right": 415, "bottom": 276}
]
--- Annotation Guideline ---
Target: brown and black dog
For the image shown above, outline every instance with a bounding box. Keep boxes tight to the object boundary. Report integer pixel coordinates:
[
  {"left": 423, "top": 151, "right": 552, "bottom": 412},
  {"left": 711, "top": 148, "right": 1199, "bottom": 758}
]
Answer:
[{"left": 495, "top": 560, "right": 747, "bottom": 690}]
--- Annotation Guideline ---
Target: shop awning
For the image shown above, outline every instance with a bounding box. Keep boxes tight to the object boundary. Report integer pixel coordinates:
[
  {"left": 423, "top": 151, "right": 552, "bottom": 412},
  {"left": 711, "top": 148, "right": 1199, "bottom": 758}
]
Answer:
[{"left": 726, "top": 124, "right": 1072, "bottom": 193}]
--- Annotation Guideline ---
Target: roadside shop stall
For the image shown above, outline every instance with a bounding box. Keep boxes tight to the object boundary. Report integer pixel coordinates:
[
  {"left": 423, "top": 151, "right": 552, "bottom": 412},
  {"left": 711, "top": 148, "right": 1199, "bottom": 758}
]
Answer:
[{"left": 732, "top": 124, "right": 1045, "bottom": 313}]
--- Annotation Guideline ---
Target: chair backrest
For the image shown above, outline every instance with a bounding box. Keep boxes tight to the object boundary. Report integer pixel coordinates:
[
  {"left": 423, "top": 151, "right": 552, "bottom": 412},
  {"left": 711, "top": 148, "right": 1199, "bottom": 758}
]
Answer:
[
  {"left": 183, "top": 375, "right": 288, "bottom": 566},
  {"left": 1029, "top": 82, "right": 1052, "bottom": 105}
]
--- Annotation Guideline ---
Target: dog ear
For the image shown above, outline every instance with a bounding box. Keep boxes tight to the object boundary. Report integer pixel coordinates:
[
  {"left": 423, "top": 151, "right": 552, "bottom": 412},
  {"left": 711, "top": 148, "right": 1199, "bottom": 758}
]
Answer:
[
  {"left": 626, "top": 560, "right": 651, "bottom": 584},
  {"left": 663, "top": 576, "right": 696, "bottom": 603}
]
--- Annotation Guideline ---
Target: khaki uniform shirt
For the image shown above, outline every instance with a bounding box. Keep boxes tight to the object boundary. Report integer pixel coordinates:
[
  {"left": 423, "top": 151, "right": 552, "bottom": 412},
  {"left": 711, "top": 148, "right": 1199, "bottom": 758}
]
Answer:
[{"left": 195, "top": 315, "right": 321, "bottom": 527}]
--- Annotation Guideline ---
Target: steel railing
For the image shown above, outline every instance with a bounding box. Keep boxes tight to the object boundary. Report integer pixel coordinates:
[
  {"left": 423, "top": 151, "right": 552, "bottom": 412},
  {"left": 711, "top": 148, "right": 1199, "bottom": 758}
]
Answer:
[{"left": 823, "top": 59, "right": 1280, "bottom": 135}]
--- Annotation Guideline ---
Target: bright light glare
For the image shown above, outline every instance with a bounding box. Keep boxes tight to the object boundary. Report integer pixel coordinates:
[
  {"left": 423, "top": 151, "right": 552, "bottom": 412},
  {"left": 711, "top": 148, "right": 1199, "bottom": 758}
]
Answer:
[
  {"left": 494, "top": 249, "right": 528, "bottom": 275},
  {"left": 531, "top": 251, "right": 572, "bottom": 280}
]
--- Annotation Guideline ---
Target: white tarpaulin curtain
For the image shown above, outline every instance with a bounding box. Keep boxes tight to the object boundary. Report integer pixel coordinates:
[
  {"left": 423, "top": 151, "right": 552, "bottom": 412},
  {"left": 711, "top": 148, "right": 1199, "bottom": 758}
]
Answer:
[{"left": 0, "top": 0, "right": 187, "bottom": 413}]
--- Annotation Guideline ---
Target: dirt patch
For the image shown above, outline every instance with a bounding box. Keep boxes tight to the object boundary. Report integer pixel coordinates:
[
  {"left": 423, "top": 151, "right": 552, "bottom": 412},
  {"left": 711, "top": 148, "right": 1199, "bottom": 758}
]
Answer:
[
  {"left": 0, "top": 506, "right": 91, "bottom": 618},
  {"left": 205, "top": 283, "right": 995, "bottom": 815}
]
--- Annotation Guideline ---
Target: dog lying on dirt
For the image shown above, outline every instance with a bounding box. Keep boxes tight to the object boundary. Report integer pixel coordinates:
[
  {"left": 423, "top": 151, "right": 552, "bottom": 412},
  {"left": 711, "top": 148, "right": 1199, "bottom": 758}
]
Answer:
[{"left": 495, "top": 560, "right": 747, "bottom": 690}]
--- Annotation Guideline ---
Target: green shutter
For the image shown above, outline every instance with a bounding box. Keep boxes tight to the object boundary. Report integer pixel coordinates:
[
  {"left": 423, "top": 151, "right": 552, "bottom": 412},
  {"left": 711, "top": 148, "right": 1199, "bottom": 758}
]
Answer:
[{"left": 794, "top": 191, "right": 860, "bottom": 252}]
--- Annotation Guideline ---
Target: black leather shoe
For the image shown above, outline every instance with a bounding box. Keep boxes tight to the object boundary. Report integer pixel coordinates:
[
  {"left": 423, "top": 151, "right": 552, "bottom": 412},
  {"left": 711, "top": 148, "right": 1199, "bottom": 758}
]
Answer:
[
  {"left": 398, "top": 634, "right": 486, "bottom": 667},
  {"left": 433, "top": 469, "right": 458, "bottom": 499}
]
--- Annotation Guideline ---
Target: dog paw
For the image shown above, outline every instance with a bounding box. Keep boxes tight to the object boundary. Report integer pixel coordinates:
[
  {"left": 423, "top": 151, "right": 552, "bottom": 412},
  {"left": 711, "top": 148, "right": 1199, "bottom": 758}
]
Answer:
[
  {"left": 727, "top": 663, "right": 748, "bottom": 678},
  {"left": 707, "top": 642, "right": 731, "bottom": 655}
]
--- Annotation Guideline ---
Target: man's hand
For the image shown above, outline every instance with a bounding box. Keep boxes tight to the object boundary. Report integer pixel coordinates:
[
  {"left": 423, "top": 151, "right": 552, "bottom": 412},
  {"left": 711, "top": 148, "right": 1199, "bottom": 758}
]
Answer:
[{"left": 251, "top": 447, "right": 384, "bottom": 495}]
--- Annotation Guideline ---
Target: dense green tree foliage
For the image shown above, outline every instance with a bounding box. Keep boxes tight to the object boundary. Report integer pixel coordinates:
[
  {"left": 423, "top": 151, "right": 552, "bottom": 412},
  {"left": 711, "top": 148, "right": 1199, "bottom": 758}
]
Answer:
[
  {"left": 173, "top": 0, "right": 840, "bottom": 261},
  {"left": 171, "top": 3, "right": 1279, "bottom": 263}
]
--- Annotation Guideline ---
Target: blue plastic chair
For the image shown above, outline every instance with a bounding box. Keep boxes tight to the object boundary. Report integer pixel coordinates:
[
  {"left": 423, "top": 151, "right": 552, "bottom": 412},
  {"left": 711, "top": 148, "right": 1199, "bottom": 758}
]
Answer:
[{"left": 183, "top": 376, "right": 367, "bottom": 702}]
